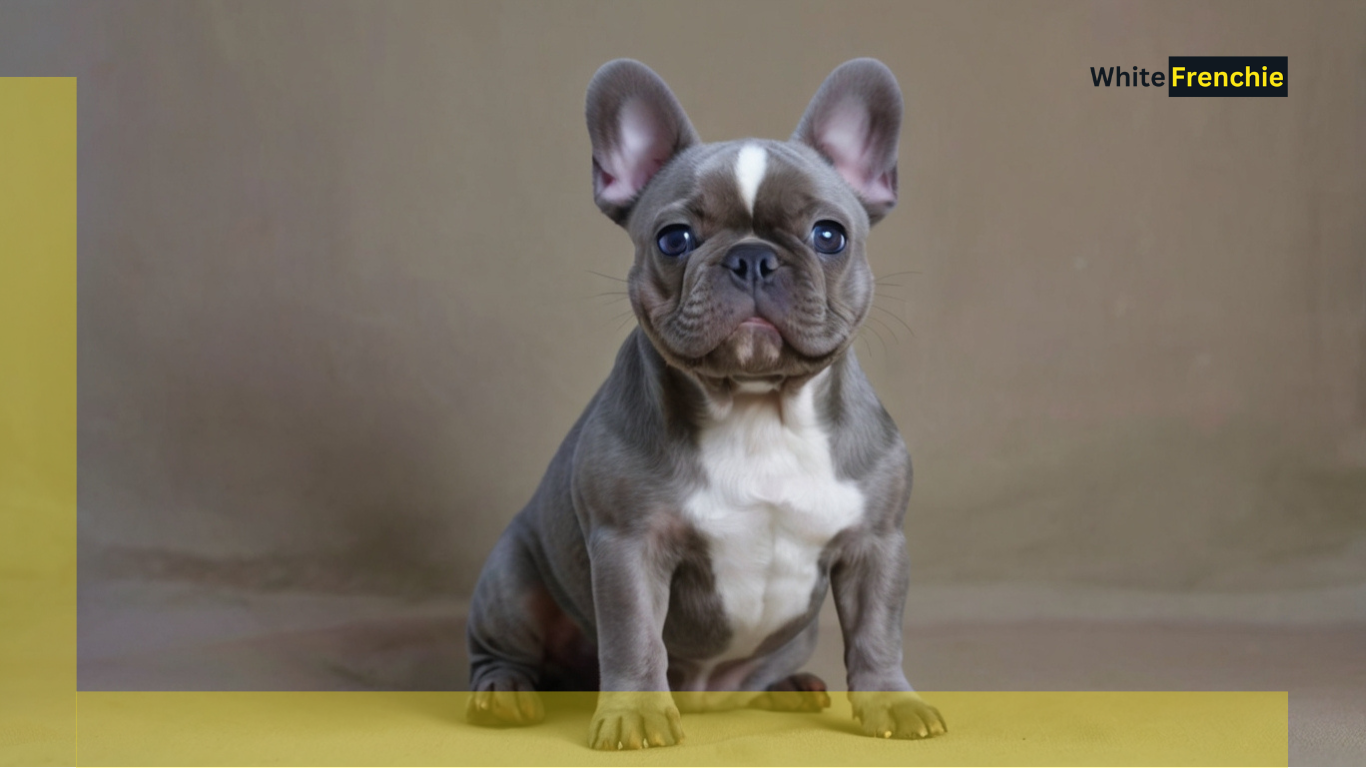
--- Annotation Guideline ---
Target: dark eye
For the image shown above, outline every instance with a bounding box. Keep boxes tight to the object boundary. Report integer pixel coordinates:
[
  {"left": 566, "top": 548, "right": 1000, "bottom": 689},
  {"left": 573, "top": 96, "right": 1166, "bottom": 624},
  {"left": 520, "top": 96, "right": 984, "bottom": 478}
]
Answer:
[
  {"left": 656, "top": 224, "right": 697, "bottom": 257},
  {"left": 811, "top": 221, "right": 847, "bottom": 255}
]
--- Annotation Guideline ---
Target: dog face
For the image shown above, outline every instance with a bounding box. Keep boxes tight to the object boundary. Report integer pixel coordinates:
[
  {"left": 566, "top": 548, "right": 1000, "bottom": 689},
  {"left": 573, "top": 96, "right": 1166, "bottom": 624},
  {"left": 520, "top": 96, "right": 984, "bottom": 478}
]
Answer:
[{"left": 586, "top": 60, "right": 903, "bottom": 386}]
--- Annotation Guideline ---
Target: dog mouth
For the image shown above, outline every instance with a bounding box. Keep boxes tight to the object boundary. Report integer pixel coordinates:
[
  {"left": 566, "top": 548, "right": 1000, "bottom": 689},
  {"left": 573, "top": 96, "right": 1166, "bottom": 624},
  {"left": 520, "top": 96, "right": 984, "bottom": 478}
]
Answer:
[
  {"left": 728, "top": 314, "right": 785, "bottom": 350},
  {"left": 634, "top": 286, "right": 855, "bottom": 379},
  {"left": 700, "top": 314, "right": 788, "bottom": 374},
  {"left": 738, "top": 316, "right": 778, "bottom": 332}
]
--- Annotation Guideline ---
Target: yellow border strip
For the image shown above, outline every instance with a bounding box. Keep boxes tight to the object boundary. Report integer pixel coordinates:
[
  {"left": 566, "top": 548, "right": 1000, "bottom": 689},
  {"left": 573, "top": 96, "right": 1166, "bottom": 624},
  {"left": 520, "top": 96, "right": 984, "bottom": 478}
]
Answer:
[
  {"left": 0, "top": 76, "right": 79, "bottom": 767},
  {"left": 77, "top": 691, "right": 1285, "bottom": 766}
]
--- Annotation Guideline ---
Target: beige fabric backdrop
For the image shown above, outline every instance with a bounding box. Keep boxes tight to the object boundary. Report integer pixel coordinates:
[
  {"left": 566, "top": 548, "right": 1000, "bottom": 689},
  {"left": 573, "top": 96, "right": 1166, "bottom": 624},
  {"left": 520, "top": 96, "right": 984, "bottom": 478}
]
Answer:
[{"left": 5, "top": 0, "right": 1363, "bottom": 597}]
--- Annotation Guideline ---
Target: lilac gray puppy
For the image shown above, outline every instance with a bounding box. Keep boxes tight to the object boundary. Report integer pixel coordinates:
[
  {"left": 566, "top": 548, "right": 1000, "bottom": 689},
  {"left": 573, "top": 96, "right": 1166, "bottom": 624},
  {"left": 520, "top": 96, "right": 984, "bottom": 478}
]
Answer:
[{"left": 466, "top": 58, "right": 946, "bottom": 750}]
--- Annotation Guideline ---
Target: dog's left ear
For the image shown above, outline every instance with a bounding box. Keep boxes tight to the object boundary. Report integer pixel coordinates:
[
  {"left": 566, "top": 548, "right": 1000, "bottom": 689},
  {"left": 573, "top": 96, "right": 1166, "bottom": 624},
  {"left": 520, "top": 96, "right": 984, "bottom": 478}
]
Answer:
[{"left": 793, "top": 59, "right": 903, "bottom": 224}]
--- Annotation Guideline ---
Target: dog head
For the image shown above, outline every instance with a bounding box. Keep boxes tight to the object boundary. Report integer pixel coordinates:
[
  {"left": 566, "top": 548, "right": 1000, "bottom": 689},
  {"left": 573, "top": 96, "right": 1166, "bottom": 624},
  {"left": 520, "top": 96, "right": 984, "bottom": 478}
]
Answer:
[{"left": 586, "top": 59, "right": 902, "bottom": 389}]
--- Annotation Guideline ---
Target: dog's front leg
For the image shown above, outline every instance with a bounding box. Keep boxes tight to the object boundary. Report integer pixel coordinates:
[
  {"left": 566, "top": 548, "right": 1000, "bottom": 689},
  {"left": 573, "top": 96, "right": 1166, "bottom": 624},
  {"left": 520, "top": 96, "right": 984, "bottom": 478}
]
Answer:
[
  {"left": 586, "top": 526, "right": 684, "bottom": 750},
  {"left": 831, "top": 531, "right": 948, "bottom": 740}
]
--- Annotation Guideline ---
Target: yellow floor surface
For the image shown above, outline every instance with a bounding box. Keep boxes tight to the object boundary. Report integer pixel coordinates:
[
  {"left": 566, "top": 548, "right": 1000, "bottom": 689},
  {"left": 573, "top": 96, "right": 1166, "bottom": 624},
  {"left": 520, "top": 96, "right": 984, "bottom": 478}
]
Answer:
[{"left": 70, "top": 690, "right": 1286, "bottom": 767}]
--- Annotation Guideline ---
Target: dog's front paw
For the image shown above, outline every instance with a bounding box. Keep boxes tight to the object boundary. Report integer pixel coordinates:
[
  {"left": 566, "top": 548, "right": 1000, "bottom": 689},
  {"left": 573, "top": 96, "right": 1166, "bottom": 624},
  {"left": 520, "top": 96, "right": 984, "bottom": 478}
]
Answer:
[
  {"left": 849, "top": 691, "right": 947, "bottom": 740},
  {"left": 589, "top": 692, "right": 684, "bottom": 750}
]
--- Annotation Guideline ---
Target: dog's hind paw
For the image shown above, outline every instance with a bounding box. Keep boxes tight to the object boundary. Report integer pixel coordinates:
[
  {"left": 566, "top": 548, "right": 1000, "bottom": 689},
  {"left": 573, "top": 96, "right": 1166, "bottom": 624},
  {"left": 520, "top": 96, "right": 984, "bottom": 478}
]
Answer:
[
  {"left": 751, "top": 672, "right": 832, "bottom": 712},
  {"left": 465, "top": 673, "right": 545, "bottom": 727}
]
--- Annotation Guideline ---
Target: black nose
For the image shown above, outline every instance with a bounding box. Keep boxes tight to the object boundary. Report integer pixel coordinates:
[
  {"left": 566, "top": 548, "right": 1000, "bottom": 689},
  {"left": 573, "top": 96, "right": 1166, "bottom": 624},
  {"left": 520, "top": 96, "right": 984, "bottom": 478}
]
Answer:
[{"left": 722, "top": 243, "right": 779, "bottom": 290}]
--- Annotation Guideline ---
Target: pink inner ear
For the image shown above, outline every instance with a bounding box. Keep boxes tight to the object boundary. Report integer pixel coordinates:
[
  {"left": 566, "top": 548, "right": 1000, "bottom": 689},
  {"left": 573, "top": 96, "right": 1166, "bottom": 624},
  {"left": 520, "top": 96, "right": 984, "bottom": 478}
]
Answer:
[
  {"left": 818, "top": 101, "right": 895, "bottom": 205},
  {"left": 597, "top": 99, "right": 672, "bottom": 205},
  {"left": 857, "top": 170, "right": 897, "bottom": 206}
]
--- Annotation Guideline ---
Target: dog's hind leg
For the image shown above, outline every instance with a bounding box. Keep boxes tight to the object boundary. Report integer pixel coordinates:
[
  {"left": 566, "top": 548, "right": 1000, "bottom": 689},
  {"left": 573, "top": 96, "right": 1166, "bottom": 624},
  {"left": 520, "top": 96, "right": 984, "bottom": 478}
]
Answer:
[
  {"left": 746, "top": 621, "right": 832, "bottom": 712},
  {"left": 466, "top": 529, "right": 552, "bottom": 726}
]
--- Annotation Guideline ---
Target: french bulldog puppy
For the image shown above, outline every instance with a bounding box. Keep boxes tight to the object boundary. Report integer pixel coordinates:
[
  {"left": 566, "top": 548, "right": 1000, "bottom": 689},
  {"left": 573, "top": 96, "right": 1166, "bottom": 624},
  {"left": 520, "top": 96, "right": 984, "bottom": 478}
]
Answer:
[{"left": 465, "top": 58, "right": 945, "bottom": 750}]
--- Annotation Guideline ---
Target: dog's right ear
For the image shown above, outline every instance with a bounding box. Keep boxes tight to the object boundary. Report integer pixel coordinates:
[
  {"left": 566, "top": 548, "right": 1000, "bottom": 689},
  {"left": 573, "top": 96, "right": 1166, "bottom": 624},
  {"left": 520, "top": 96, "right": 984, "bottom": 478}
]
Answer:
[{"left": 586, "top": 59, "right": 700, "bottom": 225}]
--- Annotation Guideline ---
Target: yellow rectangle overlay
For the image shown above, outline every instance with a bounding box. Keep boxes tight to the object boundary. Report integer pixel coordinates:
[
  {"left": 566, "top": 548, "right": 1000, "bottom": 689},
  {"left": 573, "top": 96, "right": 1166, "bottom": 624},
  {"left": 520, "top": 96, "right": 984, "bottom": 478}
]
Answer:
[
  {"left": 0, "top": 78, "right": 1287, "bottom": 768},
  {"left": 0, "top": 76, "right": 78, "bottom": 768},
  {"left": 74, "top": 691, "right": 1285, "bottom": 766}
]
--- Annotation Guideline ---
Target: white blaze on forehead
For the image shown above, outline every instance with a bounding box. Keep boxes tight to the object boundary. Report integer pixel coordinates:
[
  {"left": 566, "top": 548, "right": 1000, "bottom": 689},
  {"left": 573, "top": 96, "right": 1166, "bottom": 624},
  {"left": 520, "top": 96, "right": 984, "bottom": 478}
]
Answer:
[{"left": 734, "top": 143, "right": 768, "bottom": 214}]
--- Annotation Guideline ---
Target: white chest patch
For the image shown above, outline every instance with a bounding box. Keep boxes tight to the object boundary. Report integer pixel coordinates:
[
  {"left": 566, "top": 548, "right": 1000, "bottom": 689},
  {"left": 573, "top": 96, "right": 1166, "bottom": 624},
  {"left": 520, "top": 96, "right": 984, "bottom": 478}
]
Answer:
[{"left": 681, "top": 374, "right": 864, "bottom": 663}]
